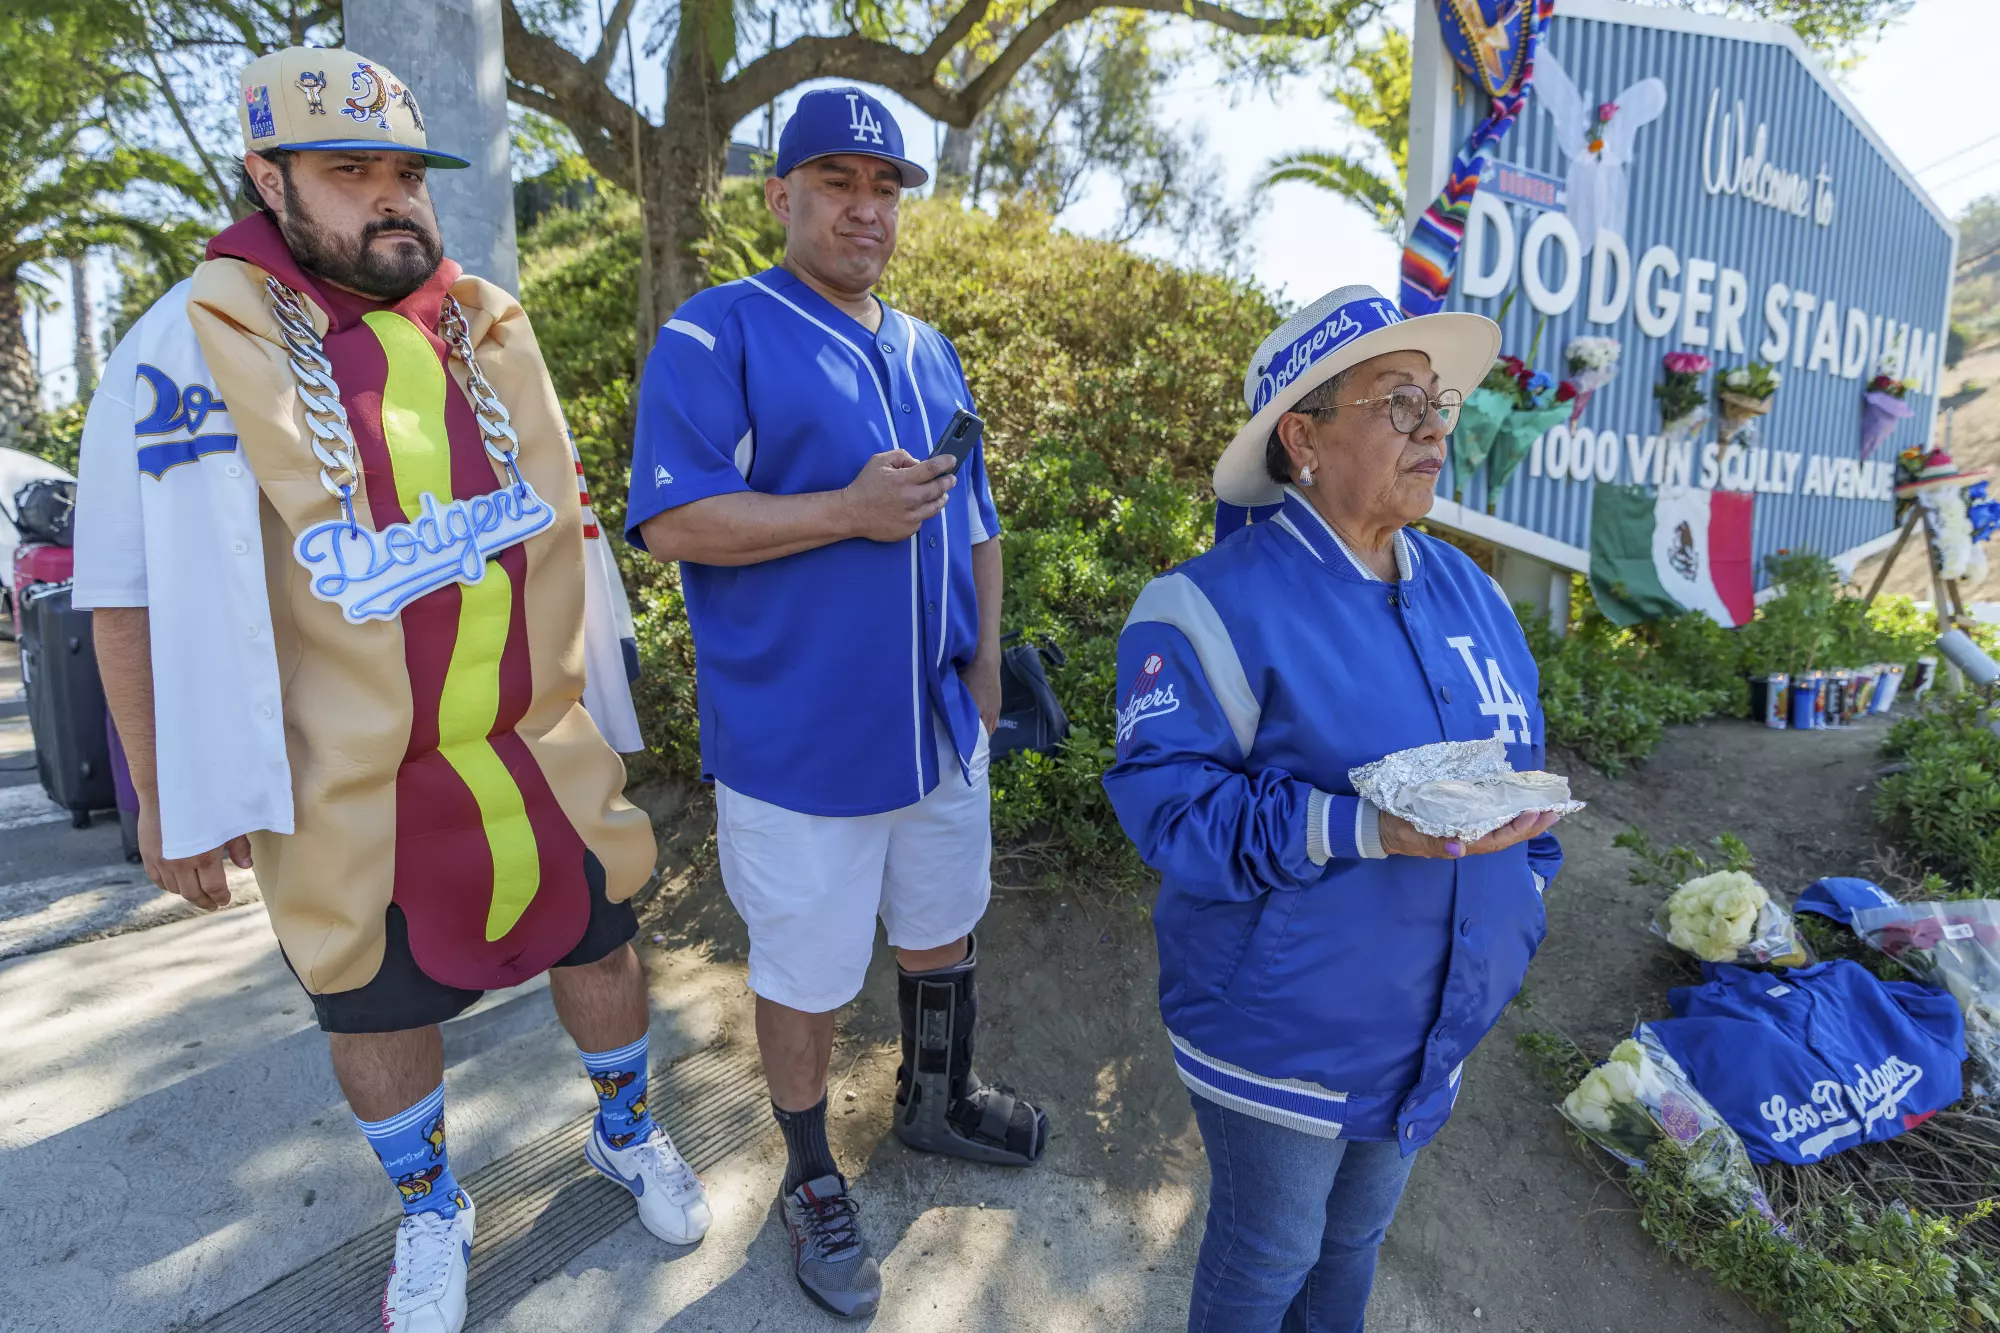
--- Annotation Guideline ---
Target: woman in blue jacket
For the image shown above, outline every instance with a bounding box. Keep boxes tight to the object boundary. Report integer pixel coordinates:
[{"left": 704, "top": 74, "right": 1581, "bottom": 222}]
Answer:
[{"left": 1103, "top": 285, "right": 1568, "bottom": 1332}]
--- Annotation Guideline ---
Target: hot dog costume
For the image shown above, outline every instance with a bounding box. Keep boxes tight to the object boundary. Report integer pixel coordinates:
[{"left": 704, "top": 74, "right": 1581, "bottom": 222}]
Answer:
[{"left": 73, "top": 47, "right": 655, "bottom": 1012}]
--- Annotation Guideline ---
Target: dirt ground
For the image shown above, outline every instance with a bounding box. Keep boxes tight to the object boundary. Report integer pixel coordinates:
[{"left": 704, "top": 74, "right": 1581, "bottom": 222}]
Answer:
[{"left": 627, "top": 708, "right": 1896, "bottom": 1332}]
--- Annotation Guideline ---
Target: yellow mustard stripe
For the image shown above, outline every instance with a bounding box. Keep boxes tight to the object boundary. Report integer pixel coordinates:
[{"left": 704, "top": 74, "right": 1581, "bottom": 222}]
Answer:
[
  {"left": 366, "top": 312, "right": 541, "bottom": 942},
  {"left": 439, "top": 565, "right": 542, "bottom": 940},
  {"left": 363, "top": 313, "right": 455, "bottom": 520}
]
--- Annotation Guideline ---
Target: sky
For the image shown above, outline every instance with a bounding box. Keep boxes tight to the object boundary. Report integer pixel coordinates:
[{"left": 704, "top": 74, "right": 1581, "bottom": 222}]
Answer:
[{"left": 27, "top": 0, "right": 2000, "bottom": 406}]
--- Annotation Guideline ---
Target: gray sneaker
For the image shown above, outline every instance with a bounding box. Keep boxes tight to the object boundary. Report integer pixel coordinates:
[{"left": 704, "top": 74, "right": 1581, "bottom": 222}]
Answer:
[{"left": 781, "top": 1174, "right": 880, "bottom": 1319}]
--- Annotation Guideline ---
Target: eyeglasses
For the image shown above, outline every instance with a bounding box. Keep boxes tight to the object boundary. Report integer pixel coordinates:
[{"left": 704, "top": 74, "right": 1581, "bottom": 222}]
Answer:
[{"left": 1305, "top": 384, "right": 1463, "bottom": 435}]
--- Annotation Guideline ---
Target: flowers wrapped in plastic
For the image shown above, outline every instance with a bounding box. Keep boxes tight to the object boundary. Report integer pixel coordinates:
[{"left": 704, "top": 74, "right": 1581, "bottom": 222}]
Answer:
[
  {"left": 1965, "top": 481, "right": 2000, "bottom": 544},
  {"left": 1652, "top": 869, "right": 1812, "bottom": 967},
  {"left": 1717, "top": 362, "right": 1781, "bottom": 444},
  {"left": 1560, "top": 335, "right": 1622, "bottom": 425},
  {"left": 1850, "top": 899, "right": 2000, "bottom": 1086},
  {"left": 1349, "top": 737, "right": 1583, "bottom": 840},
  {"left": 1657, "top": 352, "right": 1713, "bottom": 449},
  {"left": 1558, "top": 1027, "right": 1781, "bottom": 1228},
  {"left": 1860, "top": 367, "right": 1919, "bottom": 460}
]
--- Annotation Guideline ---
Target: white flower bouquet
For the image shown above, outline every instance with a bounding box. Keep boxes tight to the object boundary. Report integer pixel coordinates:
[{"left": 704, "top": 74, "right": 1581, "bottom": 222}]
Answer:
[
  {"left": 1560, "top": 335, "right": 1621, "bottom": 426},
  {"left": 1651, "top": 870, "right": 1812, "bottom": 967},
  {"left": 1924, "top": 486, "right": 1990, "bottom": 585},
  {"left": 1718, "top": 362, "right": 1782, "bottom": 444},
  {"left": 1559, "top": 1027, "right": 1780, "bottom": 1228}
]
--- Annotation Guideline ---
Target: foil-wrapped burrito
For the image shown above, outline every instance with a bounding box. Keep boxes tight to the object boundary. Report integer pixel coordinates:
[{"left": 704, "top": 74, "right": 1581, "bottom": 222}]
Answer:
[{"left": 1348, "top": 738, "right": 1585, "bottom": 841}]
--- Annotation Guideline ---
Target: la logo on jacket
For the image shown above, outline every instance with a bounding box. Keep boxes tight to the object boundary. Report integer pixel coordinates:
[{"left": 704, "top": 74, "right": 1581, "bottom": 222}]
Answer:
[{"left": 1445, "top": 635, "right": 1530, "bottom": 745}]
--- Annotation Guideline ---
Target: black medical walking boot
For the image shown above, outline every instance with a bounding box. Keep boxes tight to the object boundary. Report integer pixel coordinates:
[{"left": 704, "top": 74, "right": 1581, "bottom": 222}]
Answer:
[{"left": 893, "top": 935, "right": 1050, "bottom": 1166}]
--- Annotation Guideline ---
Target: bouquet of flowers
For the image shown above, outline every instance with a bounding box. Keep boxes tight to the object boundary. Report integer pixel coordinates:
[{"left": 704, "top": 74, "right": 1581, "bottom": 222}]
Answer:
[
  {"left": 1453, "top": 355, "right": 1532, "bottom": 477},
  {"left": 1470, "top": 355, "right": 1574, "bottom": 501},
  {"left": 1559, "top": 1027, "right": 1781, "bottom": 1228},
  {"left": 1850, "top": 899, "right": 2000, "bottom": 1086},
  {"left": 1560, "top": 336, "right": 1622, "bottom": 426},
  {"left": 1656, "top": 352, "right": 1713, "bottom": 450},
  {"left": 1924, "top": 485, "right": 1990, "bottom": 584},
  {"left": 1860, "top": 363, "right": 1921, "bottom": 460},
  {"left": 1718, "top": 362, "right": 1782, "bottom": 444},
  {"left": 1651, "top": 869, "right": 1812, "bottom": 967}
]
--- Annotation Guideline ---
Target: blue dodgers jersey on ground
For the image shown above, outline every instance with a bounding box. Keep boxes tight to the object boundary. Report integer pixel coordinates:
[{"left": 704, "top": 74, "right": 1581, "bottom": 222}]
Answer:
[
  {"left": 1647, "top": 960, "right": 1965, "bottom": 1165},
  {"left": 625, "top": 268, "right": 1002, "bottom": 816},
  {"left": 1101, "top": 494, "right": 1563, "bottom": 1150}
]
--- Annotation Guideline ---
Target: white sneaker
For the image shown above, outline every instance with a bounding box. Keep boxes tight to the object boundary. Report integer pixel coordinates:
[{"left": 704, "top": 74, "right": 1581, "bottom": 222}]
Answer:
[
  {"left": 381, "top": 1194, "right": 474, "bottom": 1333},
  {"left": 585, "top": 1121, "right": 713, "bottom": 1245}
]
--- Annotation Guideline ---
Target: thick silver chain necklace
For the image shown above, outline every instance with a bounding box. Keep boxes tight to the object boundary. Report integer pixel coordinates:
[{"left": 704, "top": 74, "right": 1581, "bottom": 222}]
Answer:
[{"left": 265, "top": 276, "right": 555, "bottom": 625}]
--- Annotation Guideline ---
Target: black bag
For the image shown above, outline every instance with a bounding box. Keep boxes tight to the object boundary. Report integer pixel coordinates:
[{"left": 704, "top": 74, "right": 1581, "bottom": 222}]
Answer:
[
  {"left": 19, "top": 582, "right": 114, "bottom": 824},
  {"left": 989, "top": 632, "right": 1069, "bottom": 760},
  {"left": 12, "top": 477, "right": 77, "bottom": 547}
]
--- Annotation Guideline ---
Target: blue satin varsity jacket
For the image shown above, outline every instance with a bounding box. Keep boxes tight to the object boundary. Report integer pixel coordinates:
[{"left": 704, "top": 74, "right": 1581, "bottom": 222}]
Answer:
[{"left": 1102, "top": 489, "right": 1563, "bottom": 1152}]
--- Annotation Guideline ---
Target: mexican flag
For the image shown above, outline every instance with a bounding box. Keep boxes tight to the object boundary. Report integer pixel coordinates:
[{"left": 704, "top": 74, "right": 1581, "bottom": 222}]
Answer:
[{"left": 1590, "top": 484, "right": 1757, "bottom": 628}]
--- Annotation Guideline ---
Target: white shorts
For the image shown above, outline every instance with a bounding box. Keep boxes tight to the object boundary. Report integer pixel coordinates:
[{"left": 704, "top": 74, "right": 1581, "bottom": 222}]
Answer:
[{"left": 715, "top": 725, "right": 992, "bottom": 1013}]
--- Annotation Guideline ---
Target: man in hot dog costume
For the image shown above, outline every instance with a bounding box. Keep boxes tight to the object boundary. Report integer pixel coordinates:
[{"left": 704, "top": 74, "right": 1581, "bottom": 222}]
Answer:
[{"left": 72, "top": 48, "right": 710, "bottom": 1333}]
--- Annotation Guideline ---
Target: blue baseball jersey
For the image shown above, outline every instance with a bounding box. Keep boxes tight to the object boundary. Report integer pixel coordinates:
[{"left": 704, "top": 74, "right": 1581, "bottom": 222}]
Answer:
[
  {"left": 1647, "top": 960, "right": 1965, "bottom": 1165},
  {"left": 625, "top": 267, "right": 1001, "bottom": 816}
]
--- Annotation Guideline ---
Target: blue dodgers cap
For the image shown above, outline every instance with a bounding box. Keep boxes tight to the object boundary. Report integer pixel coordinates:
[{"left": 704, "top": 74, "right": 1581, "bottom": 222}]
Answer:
[{"left": 773, "top": 87, "right": 929, "bottom": 188}]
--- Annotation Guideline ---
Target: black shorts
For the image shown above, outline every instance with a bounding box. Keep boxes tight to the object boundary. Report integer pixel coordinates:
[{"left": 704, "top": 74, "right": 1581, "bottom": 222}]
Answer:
[{"left": 299, "top": 851, "right": 638, "bottom": 1034}]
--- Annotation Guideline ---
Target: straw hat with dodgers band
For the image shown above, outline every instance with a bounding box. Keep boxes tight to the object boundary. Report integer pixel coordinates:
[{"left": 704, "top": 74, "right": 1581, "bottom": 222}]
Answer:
[
  {"left": 237, "top": 47, "right": 469, "bottom": 168},
  {"left": 1214, "top": 285, "right": 1501, "bottom": 509}
]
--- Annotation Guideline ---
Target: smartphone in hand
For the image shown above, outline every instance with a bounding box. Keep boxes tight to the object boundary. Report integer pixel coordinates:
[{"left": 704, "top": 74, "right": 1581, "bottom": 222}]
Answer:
[{"left": 930, "top": 408, "right": 984, "bottom": 475}]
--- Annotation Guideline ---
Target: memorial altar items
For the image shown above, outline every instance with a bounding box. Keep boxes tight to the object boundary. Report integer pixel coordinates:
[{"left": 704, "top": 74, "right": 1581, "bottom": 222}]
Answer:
[
  {"left": 1645, "top": 960, "right": 1965, "bottom": 1166},
  {"left": 1652, "top": 869, "right": 1811, "bottom": 968},
  {"left": 1861, "top": 368, "right": 1920, "bottom": 461},
  {"left": 1560, "top": 335, "right": 1621, "bottom": 426},
  {"left": 1558, "top": 1027, "right": 1780, "bottom": 1227},
  {"left": 1656, "top": 351, "right": 1713, "bottom": 450}
]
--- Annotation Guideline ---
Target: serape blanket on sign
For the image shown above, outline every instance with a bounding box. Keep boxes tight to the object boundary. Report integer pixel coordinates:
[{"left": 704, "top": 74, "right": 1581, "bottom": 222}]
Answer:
[
  {"left": 1645, "top": 960, "right": 1964, "bottom": 1165},
  {"left": 1399, "top": 0, "right": 1558, "bottom": 318}
]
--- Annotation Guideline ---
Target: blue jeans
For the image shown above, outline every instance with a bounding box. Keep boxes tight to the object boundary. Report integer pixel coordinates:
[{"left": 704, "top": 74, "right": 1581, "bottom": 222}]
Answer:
[{"left": 1187, "top": 1093, "right": 1417, "bottom": 1333}]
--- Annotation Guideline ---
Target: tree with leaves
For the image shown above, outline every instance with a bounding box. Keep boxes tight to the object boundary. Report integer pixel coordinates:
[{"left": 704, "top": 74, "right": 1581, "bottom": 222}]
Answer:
[
  {"left": 1259, "top": 0, "right": 1914, "bottom": 239},
  {"left": 0, "top": 10, "right": 213, "bottom": 442},
  {"left": 501, "top": 0, "right": 1390, "bottom": 346}
]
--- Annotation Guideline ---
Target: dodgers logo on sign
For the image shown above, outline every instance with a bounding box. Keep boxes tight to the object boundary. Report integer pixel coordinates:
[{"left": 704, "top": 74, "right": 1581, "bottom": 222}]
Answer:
[
  {"left": 845, "top": 93, "right": 884, "bottom": 145},
  {"left": 245, "top": 84, "right": 277, "bottom": 140}
]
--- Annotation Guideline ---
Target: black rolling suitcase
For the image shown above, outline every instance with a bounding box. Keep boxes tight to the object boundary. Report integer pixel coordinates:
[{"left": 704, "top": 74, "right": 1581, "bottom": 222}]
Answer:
[{"left": 18, "top": 582, "right": 114, "bottom": 827}]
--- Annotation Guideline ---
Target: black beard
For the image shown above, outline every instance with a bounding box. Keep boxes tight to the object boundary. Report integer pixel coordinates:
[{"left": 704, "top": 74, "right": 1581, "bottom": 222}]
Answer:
[{"left": 279, "top": 181, "right": 443, "bottom": 302}]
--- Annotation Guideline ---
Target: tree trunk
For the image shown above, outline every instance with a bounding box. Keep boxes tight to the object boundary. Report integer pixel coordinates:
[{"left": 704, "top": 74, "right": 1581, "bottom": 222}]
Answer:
[
  {"left": 936, "top": 124, "right": 977, "bottom": 200},
  {"left": 0, "top": 271, "right": 38, "bottom": 446},
  {"left": 70, "top": 254, "right": 96, "bottom": 406},
  {"left": 640, "top": 17, "right": 734, "bottom": 360}
]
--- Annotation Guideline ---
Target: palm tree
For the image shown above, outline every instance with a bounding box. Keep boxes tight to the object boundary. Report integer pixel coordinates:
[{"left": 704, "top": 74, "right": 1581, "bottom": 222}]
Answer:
[
  {"left": 1256, "top": 27, "right": 1411, "bottom": 240},
  {"left": 0, "top": 8, "right": 212, "bottom": 442}
]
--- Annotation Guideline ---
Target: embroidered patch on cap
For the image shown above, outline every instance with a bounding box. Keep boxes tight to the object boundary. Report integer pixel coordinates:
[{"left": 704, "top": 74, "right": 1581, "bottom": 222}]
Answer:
[{"left": 246, "top": 85, "right": 276, "bottom": 140}]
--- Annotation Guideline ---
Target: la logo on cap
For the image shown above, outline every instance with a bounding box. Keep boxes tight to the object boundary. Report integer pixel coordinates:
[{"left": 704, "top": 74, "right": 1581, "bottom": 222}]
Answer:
[{"left": 845, "top": 93, "right": 884, "bottom": 146}]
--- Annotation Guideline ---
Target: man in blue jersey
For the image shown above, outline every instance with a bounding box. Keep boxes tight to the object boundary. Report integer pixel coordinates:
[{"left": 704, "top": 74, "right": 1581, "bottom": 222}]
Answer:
[{"left": 625, "top": 86, "right": 1048, "bottom": 1320}]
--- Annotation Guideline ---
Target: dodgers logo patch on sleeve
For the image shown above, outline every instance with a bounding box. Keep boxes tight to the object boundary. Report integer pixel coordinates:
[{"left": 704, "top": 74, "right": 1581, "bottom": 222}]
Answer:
[{"left": 1116, "top": 652, "right": 1180, "bottom": 755}]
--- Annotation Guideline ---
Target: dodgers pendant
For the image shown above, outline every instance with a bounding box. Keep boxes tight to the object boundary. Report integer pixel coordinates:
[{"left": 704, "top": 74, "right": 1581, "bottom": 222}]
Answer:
[{"left": 294, "top": 482, "right": 556, "bottom": 623}]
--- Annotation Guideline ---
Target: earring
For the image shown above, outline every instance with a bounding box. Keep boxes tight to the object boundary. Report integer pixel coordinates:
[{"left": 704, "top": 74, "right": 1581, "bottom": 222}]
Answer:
[{"left": 1299, "top": 465, "right": 1315, "bottom": 487}]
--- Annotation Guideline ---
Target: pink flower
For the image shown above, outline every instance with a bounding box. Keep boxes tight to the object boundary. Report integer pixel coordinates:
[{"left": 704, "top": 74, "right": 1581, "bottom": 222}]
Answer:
[
  {"left": 1597, "top": 101, "right": 1619, "bottom": 123},
  {"left": 1662, "top": 352, "right": 1712, "bottom": 376}
]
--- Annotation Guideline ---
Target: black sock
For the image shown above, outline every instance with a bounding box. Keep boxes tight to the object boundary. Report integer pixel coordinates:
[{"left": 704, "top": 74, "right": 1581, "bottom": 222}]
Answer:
[{"left": 773, "top": 1096, "right": 839, "bottom": 1195}]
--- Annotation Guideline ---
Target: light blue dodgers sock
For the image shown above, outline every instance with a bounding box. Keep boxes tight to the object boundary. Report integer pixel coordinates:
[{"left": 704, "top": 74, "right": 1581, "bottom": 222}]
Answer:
[
  {"left": 580, "top": 1034, "right": 658, "bottom": 1149},
  {"left": 355, "top": 1083, "right": 466, "bottom": 1218}
]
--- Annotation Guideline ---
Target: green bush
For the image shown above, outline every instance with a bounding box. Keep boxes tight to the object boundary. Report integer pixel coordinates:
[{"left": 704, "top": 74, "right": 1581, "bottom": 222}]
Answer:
[
  {"left": 520, "top": 185, "right": 1277, "bottom": 885},
  {"left": 1879, "top": 695, "right": 2000, "bottom": 896}
]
